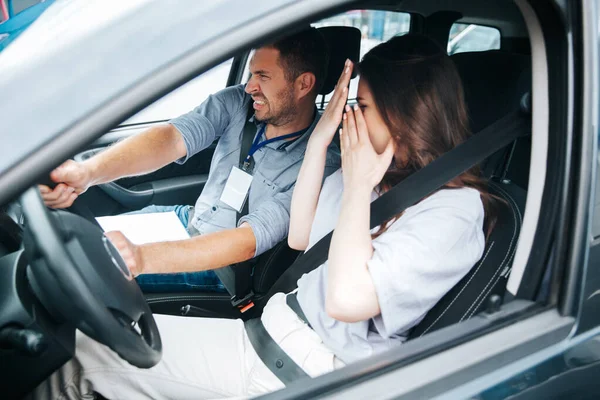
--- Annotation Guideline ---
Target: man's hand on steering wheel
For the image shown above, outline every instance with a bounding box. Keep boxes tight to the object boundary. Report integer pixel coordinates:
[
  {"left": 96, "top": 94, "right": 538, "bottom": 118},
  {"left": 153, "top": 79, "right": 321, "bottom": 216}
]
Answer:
[
  {"left": 105, "top": 231, "right": 144, "bottom": 277},
  {"left": 38, "top": 160, "right": 93, "bottom": 209}
]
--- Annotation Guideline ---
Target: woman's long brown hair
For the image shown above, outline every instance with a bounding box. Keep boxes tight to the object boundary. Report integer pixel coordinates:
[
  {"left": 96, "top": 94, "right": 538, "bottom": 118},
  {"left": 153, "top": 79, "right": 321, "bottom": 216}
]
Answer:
[{"left": 359, "top": 34, "right": 499, "bottom": 237}]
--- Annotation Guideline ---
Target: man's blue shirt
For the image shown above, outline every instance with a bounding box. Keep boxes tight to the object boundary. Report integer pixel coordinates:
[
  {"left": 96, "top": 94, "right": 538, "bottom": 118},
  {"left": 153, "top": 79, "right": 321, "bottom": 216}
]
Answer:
[{"left": 170, "top": 84, "right": 340, "bottom": 256}]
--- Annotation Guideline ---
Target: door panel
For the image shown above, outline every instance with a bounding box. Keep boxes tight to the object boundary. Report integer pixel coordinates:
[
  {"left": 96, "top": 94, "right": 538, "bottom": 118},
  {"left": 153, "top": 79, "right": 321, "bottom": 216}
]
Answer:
[
  {"left": 64, "top": 58, "right": 243, "bottom": 215},
  {"left": 74, "top": 143, "right": 214, "bottom": 213},
  {"left": 65, "top": 57, "right": 239, "bottom": 216},
  {"left": 70, "top": 127, "right": 216, "bottom": 216}
]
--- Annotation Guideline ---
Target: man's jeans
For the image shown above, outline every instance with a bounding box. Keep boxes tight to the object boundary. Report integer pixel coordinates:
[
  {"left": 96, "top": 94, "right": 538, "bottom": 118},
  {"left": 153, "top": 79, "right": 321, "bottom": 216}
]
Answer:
[{"left": 126, "top": 205, "right": 225, "bottom": 293}]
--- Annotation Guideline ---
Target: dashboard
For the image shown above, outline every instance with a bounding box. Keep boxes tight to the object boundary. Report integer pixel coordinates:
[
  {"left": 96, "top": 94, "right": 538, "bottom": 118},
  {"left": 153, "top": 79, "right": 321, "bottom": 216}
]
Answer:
[{"left": 0, "top": 205, "right": 76, "bottom": 399}]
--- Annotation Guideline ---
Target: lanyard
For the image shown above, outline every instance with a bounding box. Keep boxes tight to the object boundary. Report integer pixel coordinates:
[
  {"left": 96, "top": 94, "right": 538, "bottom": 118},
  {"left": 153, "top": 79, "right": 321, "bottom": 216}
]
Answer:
[{"left": 242, "top": 126, "right": 305, "bottom": 171}]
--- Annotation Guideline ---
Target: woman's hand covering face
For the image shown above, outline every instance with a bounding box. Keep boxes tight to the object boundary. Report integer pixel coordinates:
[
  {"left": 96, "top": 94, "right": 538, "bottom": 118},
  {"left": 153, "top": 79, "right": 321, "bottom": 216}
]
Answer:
[
  {"left": 309, "top": 60, "right": 354, "bottom": 148},
  {"left": 340, "top": 104, "right": 395, "bottom": 191}
]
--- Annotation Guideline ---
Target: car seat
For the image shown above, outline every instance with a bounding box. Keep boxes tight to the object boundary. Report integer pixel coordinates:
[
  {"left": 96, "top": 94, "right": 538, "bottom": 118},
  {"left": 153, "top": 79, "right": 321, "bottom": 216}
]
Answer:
[
  {"left": 451, "top": 50, "right": 532, "bottom": 189},
  {"left": 407, "top": 50, "right": 533, "bottom": 337}
]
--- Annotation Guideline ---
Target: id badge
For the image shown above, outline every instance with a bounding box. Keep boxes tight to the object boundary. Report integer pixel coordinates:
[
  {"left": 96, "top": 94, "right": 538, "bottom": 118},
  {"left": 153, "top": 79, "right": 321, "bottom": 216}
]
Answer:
[{"left": 220, "top": 166, "right": 253, "bottom": 212}]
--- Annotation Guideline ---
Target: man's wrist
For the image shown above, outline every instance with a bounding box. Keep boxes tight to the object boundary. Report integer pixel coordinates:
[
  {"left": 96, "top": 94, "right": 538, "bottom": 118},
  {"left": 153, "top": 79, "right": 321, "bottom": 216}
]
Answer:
[
  {"left": 81, "top": 159, "right": 100, "bottom": 186},
  {"left": 136, "top": 244, "right": 152, "bottom": 275}
]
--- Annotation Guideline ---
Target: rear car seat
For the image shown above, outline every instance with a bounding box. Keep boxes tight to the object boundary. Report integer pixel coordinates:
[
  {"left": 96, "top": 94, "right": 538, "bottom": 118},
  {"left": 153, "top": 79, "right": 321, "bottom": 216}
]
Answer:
[{"left": 451, "top": 50, "right": 532, "bottom": 189}]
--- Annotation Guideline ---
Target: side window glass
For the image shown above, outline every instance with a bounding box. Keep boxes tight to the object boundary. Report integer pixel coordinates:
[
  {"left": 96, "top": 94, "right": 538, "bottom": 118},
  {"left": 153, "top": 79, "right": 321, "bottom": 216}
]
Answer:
[
  {"left": 312, "top": 10, "right": 411, "bottom": 103},
  {"left": 594, "top": 164, "right": 600, "bottom": 238},
  {"left": 593, "top": 122, "right": 600, "bottom": 238},
  {"left": 121, "top": 59, "right": 233, "bottom": 126},
  {"left": 447, "top": 23, "right": 501, "bottom": 55}
]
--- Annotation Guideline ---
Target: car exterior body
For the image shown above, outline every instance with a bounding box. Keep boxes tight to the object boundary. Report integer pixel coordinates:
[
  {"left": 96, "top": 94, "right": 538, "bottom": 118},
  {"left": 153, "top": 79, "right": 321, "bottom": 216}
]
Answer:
[{"left": 0, "top": 0, "right": 600, "bottom": 398}]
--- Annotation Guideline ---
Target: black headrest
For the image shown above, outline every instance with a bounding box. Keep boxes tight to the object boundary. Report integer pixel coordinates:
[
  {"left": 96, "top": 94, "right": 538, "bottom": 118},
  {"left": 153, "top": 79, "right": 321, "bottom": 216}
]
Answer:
[
  {"left": 451, "top": 50, "right": 531, "bottom": 133},
  {"left": 317, "top": 26, "right": 361, "bottom": 95}
]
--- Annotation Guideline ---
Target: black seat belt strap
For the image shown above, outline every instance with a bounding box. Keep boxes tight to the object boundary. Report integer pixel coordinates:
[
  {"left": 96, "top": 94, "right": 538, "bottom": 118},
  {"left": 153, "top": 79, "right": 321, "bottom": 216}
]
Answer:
[
  {"left": 244, "top": 318, "right": 310, "bottom": 383},
  {"left": 214, "top": 103, "right": 257, "bottom": 312},
  {"left": 258, "top": 106, "right": 531, "bottom": 307},
  {"left": 286, "top": 292, "right": 311, "bottom": 328}
]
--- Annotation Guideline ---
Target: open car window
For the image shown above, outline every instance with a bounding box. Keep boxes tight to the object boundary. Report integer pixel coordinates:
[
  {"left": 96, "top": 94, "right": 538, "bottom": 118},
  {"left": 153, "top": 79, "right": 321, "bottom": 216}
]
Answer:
[{"left": 120, "top": 58, "right": 233, "bottom": 126}]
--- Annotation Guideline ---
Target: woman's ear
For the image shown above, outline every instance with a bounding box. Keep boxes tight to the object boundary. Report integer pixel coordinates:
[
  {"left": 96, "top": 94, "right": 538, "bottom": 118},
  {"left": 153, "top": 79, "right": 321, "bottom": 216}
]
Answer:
[{"left": 296, "top": 72, "right": 316, "bottom": 99}]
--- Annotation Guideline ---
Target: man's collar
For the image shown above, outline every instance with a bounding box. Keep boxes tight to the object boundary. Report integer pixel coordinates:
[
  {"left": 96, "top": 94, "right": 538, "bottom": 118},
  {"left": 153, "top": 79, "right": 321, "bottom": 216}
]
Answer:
[
  {"left": 282, "top": 107, "right": 320, "bottom": 153},
  {"left": 248, "top": 106, "right": 320, "bottom": 153}
]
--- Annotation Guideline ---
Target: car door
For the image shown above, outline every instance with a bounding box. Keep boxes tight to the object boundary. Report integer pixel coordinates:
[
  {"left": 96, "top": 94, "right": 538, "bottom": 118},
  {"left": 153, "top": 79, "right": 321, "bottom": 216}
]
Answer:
[
  {"left": 69, "top": 56, "right": 247, "bottom": 218},
  {"left": 255, "top": 0, "right": 600, "bottom": 398}
]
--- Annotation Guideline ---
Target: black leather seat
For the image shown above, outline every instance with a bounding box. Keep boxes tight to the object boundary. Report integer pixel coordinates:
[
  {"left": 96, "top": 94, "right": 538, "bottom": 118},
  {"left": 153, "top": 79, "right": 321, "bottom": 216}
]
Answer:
[
  {"left": 451, "top": 50, "right": 531, "bottom": 189},
  {"left": 409, "top": 180, "right": 526, "bottom": 338},
  {"left": 406, "top": 52, "right": 533, "bottom": 337},
  {"left": 146, "top": 26, "right": 362, "bottom": 318}
]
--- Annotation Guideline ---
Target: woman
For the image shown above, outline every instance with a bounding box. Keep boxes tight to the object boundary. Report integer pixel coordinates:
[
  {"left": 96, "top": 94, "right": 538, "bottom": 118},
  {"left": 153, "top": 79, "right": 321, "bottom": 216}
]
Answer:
[
  {"left": 287, "top": 33, "right": 495, "bottom": 363},
  {"left": 32, "top": 34, "right": 494, "bottom": 399}
]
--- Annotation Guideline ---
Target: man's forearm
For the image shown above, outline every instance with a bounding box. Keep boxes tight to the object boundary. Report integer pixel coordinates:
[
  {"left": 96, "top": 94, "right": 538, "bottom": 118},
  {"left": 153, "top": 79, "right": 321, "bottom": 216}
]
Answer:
[
  {"left": 85, "top": 124, "right": 187, "bottom": 185},
  {"left": 138, "top": 224, "right": 257, "bottom": 274}
]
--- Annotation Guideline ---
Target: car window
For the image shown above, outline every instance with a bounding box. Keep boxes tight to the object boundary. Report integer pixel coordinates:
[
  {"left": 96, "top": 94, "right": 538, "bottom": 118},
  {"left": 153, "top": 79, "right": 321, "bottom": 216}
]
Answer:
[
  {"left": 121, "top": 58, "right": 233, "bottom": 126},
  {"left": 447, "top": 23, "right": 501, "bottom": 55},
  {"left": 593, "top": 130, "right": 600, "bottom": 238},
  {"left": 313, "top": 10, "right": 412, "bottom": 104},
  {"left": 239, "top": 11, "right": 412, "bottom": 106}
]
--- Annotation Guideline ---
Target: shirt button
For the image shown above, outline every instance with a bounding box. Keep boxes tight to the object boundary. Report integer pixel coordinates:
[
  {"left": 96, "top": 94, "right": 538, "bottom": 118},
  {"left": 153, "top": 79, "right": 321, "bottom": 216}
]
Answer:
[{"left": 212, "top": 206, "right": 217, "bottom": 211}]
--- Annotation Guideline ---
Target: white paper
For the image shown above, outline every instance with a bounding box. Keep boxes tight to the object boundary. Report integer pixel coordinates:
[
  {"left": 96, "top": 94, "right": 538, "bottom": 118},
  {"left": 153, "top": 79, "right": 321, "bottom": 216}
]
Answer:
[
  {"left": 96, "top": 211, "right": 190, "bottom": 245},
  {"left": 220, "top": 166, "right": 253, "bottom": 212}
]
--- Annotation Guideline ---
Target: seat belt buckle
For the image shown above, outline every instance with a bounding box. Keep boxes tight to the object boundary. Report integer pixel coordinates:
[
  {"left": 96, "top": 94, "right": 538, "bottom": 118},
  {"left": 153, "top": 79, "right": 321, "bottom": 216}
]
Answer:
[{"left": 231, "top": 290, "right": 255, "bottom": 313}]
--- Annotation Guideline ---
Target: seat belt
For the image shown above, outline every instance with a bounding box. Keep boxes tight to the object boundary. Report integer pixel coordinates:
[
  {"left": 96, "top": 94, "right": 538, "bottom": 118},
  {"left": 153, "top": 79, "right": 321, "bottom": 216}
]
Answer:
[
  {"left": 213, "top": 103, "right": 257, "bottom": 312},
  {"left": 256, "top": 103, "right": 531, "bottom": 310}
]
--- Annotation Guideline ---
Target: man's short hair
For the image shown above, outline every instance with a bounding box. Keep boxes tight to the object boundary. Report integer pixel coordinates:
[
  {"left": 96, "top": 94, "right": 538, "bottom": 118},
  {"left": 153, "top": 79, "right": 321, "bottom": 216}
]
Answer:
[{"left": 268, "top": 27, "right": 329, "bottom": 95}]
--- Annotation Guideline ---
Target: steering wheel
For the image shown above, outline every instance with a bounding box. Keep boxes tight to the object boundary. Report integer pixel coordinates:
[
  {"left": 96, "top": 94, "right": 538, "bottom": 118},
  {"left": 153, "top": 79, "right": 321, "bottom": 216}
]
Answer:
[{"left": 20, "top": 187, "right": 161, "bottom": 368}]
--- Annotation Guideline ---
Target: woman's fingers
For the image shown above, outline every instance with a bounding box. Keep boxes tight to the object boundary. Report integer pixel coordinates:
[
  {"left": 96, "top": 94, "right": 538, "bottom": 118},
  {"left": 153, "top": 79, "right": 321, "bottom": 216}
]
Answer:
[
  {"left": 339, "top": 128, "right": 345, "bottom": 158},
  {"left": 352, "top": 104, "right": 370, "bottom": 143},
  {"left": 335, "top": 59, "right": 353, "bottom": 91},
  {"left": 379, "top": 139, "right": 395, "bottom": 166},
  {"left": 344, "top": 105, "right": 359, "bottom": 146},
  {"left": 329, "top": 61, "right": 352, "bottom": 112},
  {"left": 342, "top": 108, "right": 349, "bottom": 148},
  {"left": 330, "top": 86, "right": 348, "bottom": 116},
  {"left": 371, "top": 140, "right": 395, "bottom": 183}
]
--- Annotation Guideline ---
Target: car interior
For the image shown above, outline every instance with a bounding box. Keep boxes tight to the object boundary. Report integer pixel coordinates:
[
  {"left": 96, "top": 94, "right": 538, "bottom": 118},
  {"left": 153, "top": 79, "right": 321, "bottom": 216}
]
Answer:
[{"left": 0, "top": 0, "right": 555, "bottom": 398}]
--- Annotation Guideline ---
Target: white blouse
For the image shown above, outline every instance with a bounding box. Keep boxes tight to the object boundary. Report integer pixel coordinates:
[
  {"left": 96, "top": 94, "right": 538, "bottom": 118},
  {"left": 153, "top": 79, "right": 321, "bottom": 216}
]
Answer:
[{"left": 296, "top": 169, "right": 485, "bottom": 363}]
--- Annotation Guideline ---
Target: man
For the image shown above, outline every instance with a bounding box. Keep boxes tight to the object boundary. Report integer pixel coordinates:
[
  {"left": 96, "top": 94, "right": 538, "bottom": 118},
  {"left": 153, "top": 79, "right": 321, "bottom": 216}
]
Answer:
[{"left": 39, "top": 28, "right": 340, "bottom": 292}]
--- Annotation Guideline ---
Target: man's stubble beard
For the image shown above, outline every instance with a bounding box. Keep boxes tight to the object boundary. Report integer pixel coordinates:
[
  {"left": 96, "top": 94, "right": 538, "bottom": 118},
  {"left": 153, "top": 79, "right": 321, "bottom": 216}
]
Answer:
[{"left": 255, "top": 87, "right": 298, "bottom": 127}]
